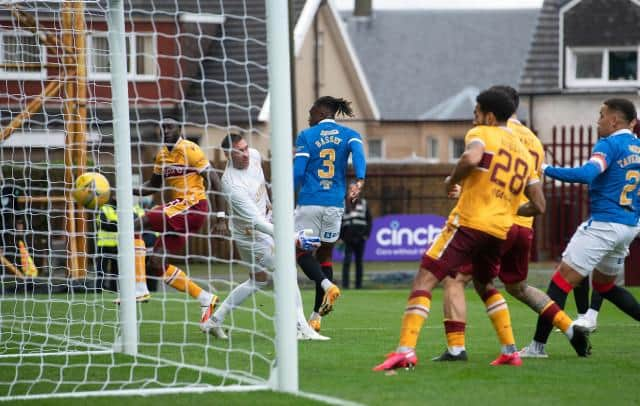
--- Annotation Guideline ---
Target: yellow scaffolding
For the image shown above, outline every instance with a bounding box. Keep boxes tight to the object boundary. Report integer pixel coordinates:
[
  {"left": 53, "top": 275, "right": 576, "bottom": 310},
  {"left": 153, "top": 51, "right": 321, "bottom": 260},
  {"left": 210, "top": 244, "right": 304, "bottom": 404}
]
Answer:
[{"left": 1, "top": 3, "right": 88, "bottom": 278}]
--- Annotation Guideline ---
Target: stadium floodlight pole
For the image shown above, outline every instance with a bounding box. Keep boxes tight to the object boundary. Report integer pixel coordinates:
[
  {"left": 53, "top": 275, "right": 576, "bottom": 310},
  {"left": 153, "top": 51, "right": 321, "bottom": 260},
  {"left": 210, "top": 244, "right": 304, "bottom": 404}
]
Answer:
[
  {"left": 266, "top": 1, "right": 298, "bottom": 393},
  {"left": 107, "top": 0, "right": 138, "bottom": 356}
]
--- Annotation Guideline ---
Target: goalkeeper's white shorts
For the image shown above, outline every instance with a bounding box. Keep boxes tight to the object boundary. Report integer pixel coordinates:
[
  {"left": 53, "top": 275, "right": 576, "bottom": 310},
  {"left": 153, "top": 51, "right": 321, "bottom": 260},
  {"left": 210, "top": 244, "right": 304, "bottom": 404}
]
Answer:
[
  {"left": 294, "top": 205, "right": 344, "bottom": 243},
  {"left": 235, "top": 234, "right": 275, "bottom": 273}
]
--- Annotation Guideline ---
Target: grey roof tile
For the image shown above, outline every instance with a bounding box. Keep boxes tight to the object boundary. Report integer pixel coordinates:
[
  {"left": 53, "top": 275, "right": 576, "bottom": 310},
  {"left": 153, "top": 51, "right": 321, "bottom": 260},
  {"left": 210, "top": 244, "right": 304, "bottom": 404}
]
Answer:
[
  {"left": 182, "top": 0, "right": 306, "bottom": 128},
  {"left": 519, "top": 0, "right": 572, "bottom": 94},
  {"left": 343, "top": 9, "right": 539, "bottom": 121}
]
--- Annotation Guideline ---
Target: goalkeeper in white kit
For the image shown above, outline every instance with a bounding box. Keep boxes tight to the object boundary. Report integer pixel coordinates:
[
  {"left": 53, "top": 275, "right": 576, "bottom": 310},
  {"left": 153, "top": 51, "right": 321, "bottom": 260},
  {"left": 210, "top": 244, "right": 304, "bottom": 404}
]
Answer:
[{"left": 200, "top": 133, "right": 329, "bottom": 340}]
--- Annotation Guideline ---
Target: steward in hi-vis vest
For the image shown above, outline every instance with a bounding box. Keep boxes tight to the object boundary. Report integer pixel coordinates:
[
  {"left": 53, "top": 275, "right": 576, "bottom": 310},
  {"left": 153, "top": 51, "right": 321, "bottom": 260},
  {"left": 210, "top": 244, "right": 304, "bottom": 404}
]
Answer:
[{"left": 95, "top": 200, "right": 145, "bottom": 291}]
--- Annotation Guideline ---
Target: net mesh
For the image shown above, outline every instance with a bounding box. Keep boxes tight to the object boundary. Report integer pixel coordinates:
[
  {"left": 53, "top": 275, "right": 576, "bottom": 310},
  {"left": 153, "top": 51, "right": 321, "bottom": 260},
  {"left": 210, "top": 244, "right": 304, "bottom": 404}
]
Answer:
[{"left": 0, "top": 0, "right": 281, "bottom": 399}]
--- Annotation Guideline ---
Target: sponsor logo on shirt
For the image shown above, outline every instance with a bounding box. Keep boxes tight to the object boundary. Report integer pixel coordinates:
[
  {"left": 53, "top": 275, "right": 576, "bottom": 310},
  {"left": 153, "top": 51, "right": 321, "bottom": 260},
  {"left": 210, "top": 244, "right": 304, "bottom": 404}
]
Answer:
[{"left": 163, "top": 165, "right": 198, "bottom": 177}]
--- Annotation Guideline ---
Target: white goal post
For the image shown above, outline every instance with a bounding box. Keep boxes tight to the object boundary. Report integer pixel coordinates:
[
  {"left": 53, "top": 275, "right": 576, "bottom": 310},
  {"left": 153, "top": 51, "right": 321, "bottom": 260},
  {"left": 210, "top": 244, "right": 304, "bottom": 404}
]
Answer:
[
  {"left": 108, "top": 0, "right": 138, "bottom": 358},
  {"left": 0, "top": 0, "right": 299, "bottom": 400}
]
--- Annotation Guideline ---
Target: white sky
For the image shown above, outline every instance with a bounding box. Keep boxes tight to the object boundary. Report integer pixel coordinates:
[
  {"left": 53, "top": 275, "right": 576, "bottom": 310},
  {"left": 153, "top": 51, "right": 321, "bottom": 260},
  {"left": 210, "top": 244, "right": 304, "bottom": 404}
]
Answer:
[{"left": 333, "top": 0, "right": 544, "bottom": 10}]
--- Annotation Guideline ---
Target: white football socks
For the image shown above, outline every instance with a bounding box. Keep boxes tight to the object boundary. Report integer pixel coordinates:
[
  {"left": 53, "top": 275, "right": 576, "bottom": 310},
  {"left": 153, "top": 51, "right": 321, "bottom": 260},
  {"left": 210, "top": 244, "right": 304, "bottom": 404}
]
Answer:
[
  {"left": 585, "top": 309, "right": 599, "bottom": 322},
  {"left": 320, "top": 279, "right": 333, "bottom": 291},
  {"left": 198, "top": 291, "right": 214, "bottom": 308},
  {"left": 213, "top": 279, "right": 266, "bottom": 323},
  {"left": 448, "top": 346, "right": 465, "bottom": 356}
]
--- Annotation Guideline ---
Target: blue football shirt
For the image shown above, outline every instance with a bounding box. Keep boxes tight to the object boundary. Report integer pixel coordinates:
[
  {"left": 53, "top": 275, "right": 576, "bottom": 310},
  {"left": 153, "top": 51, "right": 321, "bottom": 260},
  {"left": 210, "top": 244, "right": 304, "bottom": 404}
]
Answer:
[
  {"left": 588, "top": 130, "right": 640, "bottom": 225},
  {"left": 294, "top": 119, "right": 366, "bottom": 208}
]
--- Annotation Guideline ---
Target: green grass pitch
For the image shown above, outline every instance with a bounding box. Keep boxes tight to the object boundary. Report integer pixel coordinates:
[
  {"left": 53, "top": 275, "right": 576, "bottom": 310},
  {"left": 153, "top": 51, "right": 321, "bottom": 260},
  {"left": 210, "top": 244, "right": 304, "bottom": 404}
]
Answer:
[{"left": 2, "top": 286, "right": 639, "bottom": 405}]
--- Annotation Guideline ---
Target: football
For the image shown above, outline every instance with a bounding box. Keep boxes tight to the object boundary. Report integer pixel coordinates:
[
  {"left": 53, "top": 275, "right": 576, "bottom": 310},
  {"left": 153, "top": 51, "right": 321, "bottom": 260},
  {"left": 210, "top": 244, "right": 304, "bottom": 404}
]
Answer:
[{"left": 72, "top": 172, "right": 111, "bottom": 209}]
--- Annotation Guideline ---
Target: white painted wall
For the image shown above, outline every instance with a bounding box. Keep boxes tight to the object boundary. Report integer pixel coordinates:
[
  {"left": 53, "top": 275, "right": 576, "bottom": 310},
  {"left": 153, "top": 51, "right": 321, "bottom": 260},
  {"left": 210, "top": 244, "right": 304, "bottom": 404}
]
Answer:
[{"left": 529, "top": 93, "right": 640, "bottom": 142}]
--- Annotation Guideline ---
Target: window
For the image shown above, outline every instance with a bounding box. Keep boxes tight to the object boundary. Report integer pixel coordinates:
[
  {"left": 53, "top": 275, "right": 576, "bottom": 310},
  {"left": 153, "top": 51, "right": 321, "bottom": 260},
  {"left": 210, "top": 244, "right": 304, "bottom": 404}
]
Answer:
[
  {"left": 135, "top": 35, "right": 155, "bottom": 76},
  {"left": 567, "top": 47, "right": 639, "bottom": 87},
  {"left": 368, "top": 139, "right": 382, "bottom": 159},
  {"left": 574, "top": 52, "right": 602, "bottom": 79},
  {"left": 609, "top": 51, "right": 637, "bottom": 81},
  {"left": 0, "top": 32, "right": 45, "bottom": 79},
  {"left": 426, "top": 137, "right": 439, "bottom": 162},
  {"left": 88, "top": 33, "right": 157, "bottom": 80},
  {"left": 91, "top": 36, "right": 111, "bottom": 74},
  {"left": 449, "top": 138, "right": 465, "bottom": 162}
]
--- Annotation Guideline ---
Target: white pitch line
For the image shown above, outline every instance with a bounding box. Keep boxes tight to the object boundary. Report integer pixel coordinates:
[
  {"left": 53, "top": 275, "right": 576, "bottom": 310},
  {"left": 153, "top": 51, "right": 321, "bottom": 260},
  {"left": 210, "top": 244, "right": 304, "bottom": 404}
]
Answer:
[{"left": 297, "top": 390, "right": 365, "bottom": 406}]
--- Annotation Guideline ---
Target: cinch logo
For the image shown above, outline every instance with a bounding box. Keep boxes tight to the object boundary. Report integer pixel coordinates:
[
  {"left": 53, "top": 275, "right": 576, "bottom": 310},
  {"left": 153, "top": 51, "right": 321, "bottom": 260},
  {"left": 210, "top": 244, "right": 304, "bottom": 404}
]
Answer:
[{"left": 376, "top": 220, "right": 442, "bottom": 247}]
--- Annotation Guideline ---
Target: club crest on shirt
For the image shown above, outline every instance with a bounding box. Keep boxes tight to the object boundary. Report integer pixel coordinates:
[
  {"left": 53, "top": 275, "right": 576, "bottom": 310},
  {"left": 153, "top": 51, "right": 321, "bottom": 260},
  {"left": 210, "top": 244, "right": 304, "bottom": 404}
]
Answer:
[{"left": 629, "top": 145, "right": 640, "bottom": 154}]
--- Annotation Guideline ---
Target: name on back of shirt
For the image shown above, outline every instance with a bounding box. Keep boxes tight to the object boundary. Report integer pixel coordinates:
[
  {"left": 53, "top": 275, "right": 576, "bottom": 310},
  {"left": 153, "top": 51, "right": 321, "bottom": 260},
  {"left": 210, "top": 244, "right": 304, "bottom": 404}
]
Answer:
[
  {"left": 617, "top": 146, "right": 640, "bottom": 168},
  {"left": 315, "top": 130, "right": 342, "bottom": 148}
]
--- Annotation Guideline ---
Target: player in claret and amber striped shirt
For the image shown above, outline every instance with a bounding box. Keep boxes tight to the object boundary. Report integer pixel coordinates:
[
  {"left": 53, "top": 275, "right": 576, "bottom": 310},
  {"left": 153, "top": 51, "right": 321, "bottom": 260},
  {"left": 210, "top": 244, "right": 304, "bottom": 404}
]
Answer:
[
  {"left": 135, "top": 118, "right": 226, "bottom": 331},
  {"left": 434, "top": 86, "right": 589, "bottom": 362},
  {"left": 373, "top": 89, "right": 545, "bottom": 371}
]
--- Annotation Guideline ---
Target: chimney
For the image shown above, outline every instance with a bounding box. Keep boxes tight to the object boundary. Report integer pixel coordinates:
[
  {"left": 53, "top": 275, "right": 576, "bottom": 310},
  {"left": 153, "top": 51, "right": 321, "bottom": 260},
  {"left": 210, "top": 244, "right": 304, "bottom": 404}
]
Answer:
[{"left": 354, "top": 0, "right": 372, "bottom": 18}]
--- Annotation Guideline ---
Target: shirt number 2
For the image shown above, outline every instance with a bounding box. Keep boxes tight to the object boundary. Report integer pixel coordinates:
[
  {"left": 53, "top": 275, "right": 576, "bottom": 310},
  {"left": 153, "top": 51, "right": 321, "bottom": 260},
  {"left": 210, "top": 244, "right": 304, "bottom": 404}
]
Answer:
[{"left": 619, "top": 170, "right": 640, "bottom": 207}]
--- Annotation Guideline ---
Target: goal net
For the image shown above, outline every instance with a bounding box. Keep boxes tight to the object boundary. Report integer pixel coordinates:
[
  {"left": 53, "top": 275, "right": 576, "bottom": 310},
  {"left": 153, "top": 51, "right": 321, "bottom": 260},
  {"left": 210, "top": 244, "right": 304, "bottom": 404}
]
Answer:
[{"left": 0, "top": 0, "right": 298, "bottom": 400}]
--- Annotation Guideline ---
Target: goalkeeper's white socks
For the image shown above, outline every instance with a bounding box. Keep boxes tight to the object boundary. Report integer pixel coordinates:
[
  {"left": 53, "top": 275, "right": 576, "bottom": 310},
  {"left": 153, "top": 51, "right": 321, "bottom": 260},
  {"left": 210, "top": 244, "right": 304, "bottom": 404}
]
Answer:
[{"left": 212, "top": 279, "right": 266, "bottom": 323}]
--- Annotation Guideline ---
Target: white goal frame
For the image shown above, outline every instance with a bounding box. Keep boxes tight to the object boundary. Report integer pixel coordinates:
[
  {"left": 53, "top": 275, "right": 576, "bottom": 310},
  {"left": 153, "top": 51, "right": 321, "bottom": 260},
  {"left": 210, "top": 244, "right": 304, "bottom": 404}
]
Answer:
[{"left": 0, "top": 0, "right": 299, "bottom": 401}]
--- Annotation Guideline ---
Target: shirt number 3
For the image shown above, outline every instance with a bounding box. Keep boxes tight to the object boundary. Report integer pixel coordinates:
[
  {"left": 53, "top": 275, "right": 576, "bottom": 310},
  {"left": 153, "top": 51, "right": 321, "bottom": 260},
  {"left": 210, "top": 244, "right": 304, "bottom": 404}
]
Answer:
[{"left": 318, "top": 148, "right": 335, "bottom": 179}]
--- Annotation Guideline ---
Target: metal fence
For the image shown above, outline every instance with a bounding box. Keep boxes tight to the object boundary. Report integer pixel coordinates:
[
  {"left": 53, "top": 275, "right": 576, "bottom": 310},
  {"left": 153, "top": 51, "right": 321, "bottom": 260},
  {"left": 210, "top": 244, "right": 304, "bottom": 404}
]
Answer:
[{"left": 539, "top": 125, "right": 594, "bottom": 260}]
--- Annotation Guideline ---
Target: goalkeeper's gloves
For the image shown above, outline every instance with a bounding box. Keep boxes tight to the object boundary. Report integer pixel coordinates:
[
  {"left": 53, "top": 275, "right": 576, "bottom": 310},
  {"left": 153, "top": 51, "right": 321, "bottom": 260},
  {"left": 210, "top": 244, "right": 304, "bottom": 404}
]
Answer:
[{"left": 296, "top": 229, "right": 321, "bottom": 251}]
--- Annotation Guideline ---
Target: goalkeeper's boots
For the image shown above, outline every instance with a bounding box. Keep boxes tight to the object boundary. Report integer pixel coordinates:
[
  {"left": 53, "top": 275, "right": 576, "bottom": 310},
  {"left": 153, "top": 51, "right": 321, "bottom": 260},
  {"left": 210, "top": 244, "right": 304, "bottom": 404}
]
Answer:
[
  {"left": 431, "top": 349, "right": 468, "bottom": 362},
  {"left": 372, "top": 350, "right": 418, "bottom": 371},
  {"left": 569, "top": 325, "right": 592, "bottom": 357},
  {"left": 297, "top": 322, "right": 330, "bottom": 341},
  {"left": 308, "top": 318, "right": 321, "bottom": 332},
  {"left": 200, "top": 317, "right": 228, "bottom": 340},
  {"left": 319, "top": 284, "right": 340, "bottom": 316},
  {"left": 200, "top": 295, "right": 219, "bottom": 324},
  {"left": 490, "top": 352, "right": 522, "bottom": 366}
]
